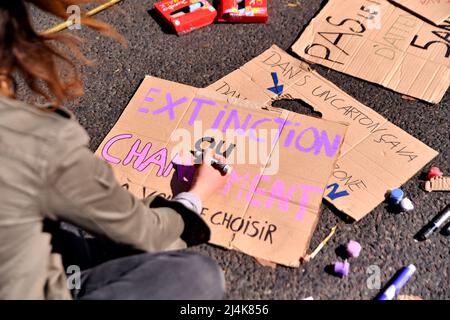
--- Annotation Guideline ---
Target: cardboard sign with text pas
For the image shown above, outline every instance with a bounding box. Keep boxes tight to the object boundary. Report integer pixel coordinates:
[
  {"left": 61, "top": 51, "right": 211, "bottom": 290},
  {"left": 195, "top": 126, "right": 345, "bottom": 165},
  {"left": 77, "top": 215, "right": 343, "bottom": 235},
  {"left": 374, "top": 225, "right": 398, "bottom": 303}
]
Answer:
[
  {"left": 95, "top": 76, "right": 348, "bottom": 267},
  {"left": 291, "top": 0, "right": 450, "bottom": 104},
  {"left": 208, "top": 45, "right": 438, "bottom": 221},
  {"left": 391, "top": 0, "right": 450, "bottom": 25}
]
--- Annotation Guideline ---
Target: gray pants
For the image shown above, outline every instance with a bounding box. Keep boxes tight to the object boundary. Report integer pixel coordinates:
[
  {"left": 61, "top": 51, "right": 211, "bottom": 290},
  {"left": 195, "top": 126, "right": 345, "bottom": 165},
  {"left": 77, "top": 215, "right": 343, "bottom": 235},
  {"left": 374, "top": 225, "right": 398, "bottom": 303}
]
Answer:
[
  {"left": 46, "top": 221, "right": 225, "bottom": 300},
  {"left": 75, "top": 251, "right": 225, "bottom": 300}
]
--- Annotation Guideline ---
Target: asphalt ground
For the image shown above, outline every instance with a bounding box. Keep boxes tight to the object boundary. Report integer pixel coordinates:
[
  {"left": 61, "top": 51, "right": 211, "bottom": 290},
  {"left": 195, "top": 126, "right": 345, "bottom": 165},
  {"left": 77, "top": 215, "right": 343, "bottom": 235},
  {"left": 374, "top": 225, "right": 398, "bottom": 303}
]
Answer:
[{"left": 28, "top": 0, "right": 449, "bottom": 299}]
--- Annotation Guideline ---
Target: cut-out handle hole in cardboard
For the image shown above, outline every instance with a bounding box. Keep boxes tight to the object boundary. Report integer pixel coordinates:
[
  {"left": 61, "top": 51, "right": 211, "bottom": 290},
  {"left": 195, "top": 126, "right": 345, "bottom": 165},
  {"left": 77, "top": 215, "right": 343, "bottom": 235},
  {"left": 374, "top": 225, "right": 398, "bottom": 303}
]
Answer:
[{"left": 272, "top": 99, "right": 323, "bottom": 119}]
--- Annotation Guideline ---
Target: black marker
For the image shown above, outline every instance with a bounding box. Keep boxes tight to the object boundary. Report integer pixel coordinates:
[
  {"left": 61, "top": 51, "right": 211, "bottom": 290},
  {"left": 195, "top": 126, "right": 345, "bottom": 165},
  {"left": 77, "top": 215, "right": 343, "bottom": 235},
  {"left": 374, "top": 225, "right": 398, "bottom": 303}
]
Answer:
[
  {"left": 417, "top": 204, "right": 450, "bottom": 240},
  {"left": 191, "top": 150, "right": 232, "bottom": 175},
  {"left": 443, "top": 222, "right": 450, "bottom": 237}
]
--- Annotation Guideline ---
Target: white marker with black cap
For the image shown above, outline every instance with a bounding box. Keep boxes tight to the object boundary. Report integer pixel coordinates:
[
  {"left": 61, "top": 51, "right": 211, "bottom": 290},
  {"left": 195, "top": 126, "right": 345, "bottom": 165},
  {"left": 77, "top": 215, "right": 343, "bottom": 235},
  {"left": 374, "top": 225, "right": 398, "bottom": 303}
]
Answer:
[{"left": 417, "top": 204, "right": 450, "bottom": 240}]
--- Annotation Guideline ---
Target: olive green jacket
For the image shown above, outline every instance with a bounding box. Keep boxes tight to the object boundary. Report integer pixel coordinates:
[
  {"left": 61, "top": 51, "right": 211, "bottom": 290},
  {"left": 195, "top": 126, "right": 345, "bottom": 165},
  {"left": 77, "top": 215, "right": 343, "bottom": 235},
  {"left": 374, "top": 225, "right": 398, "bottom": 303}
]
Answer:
[{"left": 0, "top": 96, "right": 209, "bottom": 299}]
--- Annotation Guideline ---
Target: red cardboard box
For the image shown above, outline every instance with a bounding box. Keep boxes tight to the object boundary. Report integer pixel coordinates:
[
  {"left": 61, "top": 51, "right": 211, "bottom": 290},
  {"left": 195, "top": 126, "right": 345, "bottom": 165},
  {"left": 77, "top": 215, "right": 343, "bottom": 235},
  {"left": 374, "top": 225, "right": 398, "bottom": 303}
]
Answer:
[
  {"left": 154, "top": 0, "right": 217, "bottom": 35},
  {"left": 217, "top": 0, "right": 268, "bottom": 23}
]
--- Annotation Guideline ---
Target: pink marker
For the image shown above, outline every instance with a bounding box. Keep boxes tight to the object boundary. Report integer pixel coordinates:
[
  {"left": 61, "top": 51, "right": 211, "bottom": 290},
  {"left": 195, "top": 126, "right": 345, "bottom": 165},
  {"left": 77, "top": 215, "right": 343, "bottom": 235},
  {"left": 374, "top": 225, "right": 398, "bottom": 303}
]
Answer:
[{"left": 346, "top": 240, "right": 362, "bottom": 258}]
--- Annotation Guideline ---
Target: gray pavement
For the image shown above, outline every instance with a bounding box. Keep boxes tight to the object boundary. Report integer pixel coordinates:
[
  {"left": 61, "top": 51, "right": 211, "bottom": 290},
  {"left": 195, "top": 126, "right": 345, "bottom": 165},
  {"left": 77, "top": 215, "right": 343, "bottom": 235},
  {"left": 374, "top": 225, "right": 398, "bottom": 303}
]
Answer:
[{"left": 31, "top": 0, "right": 449, "bottom": 299}]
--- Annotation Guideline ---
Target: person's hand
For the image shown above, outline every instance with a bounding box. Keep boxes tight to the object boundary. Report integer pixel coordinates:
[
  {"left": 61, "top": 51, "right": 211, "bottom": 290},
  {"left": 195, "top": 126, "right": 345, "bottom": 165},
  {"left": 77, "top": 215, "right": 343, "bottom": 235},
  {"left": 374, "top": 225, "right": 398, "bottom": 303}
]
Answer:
[{"left": 189, "top": 150, "right": 232, "bottom": 203}]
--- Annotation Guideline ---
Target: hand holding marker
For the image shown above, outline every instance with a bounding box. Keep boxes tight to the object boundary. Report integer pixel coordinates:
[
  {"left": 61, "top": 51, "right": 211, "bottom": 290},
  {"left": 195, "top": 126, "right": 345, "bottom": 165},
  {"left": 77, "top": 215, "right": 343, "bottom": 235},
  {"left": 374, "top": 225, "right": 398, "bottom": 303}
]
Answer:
[
  {"left": 191, "top": 150, "right": 232, "bottom": 175},
  {"left": 444, "top": 223, "right": 450, "bottom": 236}
]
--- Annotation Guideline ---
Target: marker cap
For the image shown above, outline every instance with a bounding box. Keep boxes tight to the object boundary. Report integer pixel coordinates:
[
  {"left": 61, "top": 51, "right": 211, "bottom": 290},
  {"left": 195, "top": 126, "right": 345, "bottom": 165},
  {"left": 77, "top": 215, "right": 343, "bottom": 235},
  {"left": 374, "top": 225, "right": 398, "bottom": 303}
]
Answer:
[
  {"left": 346, "top": 240, "right": 362, "bottom": 258},
  {"left": 334, "top": 260, "right": 350, "bottom": 277},
  {"left": 389, "top": 188, "right": 404, "bottom": 204},
  {"left": 400, "top": 198, "right": 414, "bottom": 212},
  {"left": 427, "top": 166, "right": 443, "bottom": 181},
  {"left": 444, "top": 223, "right": 450, "bottom": 236}
]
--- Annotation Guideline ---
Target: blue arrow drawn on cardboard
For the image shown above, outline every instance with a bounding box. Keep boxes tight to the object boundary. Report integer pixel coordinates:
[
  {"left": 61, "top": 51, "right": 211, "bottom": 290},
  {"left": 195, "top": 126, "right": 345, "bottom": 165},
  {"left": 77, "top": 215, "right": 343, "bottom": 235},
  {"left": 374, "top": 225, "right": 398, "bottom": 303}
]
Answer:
[{"left": 267, "top": 72, "right": 284, "bottom": 96}]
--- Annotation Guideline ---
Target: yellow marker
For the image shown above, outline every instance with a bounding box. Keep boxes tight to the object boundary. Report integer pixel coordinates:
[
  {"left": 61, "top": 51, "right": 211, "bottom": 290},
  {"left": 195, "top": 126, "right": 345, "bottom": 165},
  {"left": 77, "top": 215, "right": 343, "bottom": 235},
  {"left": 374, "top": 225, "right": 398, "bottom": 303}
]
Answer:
[
  {"left": 41, "top": 0, "right": 123, "bottom": 35},
  {"left": 308, "top": 225, "right": 337, "bottom": 260}
]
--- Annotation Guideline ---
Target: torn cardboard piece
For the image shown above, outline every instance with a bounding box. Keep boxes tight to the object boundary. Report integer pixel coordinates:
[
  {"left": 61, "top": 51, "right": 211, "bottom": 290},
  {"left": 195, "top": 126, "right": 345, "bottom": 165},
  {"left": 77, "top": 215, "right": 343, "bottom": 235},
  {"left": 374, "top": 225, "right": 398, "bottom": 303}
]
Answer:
[
  {"left": 291, "top": 0, "right": 450, "bottom": 104},
  {"left": 424, "top": 176, "right": 450, "bottom": 191},
  {"left": 391, "top": 0, "right": 450, "bottom": 26},
  {"left": 95, "top": 76, "right": 347, "bottom": 267},
  {"left": 208, "top": 44, "right": 439, "bottom": 221}
]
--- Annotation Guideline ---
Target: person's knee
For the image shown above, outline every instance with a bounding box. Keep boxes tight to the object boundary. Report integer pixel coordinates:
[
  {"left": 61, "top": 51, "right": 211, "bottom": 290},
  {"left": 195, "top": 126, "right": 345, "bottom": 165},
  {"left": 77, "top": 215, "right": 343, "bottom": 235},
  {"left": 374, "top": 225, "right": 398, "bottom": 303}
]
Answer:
[{"left": 180, "top": 252, "right": 226, "bottom": 300}]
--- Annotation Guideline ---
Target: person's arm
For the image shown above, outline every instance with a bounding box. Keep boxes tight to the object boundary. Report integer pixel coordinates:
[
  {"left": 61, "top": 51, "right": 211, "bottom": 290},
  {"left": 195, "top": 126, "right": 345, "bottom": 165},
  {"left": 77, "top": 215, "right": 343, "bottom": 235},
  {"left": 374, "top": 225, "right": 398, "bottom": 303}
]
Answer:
[
  {"left": 41, "top": 121, "right": 211, "bottom": 252},
  {"left": 171, "top": 192, "right": 202, "bottom": 214}
]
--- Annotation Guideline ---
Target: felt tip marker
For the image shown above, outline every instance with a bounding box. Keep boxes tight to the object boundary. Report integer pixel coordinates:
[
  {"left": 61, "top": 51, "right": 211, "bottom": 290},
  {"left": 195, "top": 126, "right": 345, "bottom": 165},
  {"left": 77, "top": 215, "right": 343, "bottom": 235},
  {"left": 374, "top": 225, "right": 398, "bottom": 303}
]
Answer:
[
  {"left": 417, "top": 204, "right": 450, "bottom": 240},
  {"left": 377, "top": 264, "right": 416, "bottom": 301},
  {"left": 191, "top": 150, "right": 232, "bottom": 174},
  {"left": 444, "top": 222, "right": 450, "bottom": 236}
]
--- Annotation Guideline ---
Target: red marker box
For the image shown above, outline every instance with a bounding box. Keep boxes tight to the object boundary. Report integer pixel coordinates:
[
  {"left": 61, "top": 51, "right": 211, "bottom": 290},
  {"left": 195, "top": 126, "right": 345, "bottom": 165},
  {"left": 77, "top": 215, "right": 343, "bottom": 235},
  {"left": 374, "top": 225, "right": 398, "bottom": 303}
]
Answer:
[
  {"left": 217, "top": 0, "right": 268, "bottom": 23},
  {"left": 154, "top": 0, "right": 217, "bottom": 35}
]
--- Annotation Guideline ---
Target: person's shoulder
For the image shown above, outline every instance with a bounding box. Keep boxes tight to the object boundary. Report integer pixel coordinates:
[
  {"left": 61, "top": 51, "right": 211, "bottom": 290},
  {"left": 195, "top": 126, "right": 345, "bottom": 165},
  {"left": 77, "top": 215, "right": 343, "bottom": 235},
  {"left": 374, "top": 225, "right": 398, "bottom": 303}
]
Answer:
[{"left": 0, "top": 96, "right": 89, "bottom": 146}]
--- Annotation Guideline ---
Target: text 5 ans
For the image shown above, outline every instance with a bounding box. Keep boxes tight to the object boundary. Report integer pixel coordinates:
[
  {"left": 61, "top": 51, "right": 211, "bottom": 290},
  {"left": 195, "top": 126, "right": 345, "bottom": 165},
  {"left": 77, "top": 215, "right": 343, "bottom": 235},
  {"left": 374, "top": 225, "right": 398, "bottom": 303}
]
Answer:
[{"left": 224, "top": 304, "right": 269, "bottom": 317}]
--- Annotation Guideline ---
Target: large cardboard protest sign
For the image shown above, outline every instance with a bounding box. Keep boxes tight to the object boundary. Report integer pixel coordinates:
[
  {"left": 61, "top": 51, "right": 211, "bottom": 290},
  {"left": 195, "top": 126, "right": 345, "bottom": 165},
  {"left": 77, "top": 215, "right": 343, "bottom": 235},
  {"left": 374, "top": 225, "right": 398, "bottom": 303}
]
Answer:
[
  {"left": 208, "top": 45, "right": 438, "bottom": 221},
  {"left": 291, "top": 0, "right": 450, "bottom": 104},
  {"left": 95, "top": 76, "right": 347, "bottom": 267},
  {"left": 391, "top": 0, "right": 450, "bottom": 25}
]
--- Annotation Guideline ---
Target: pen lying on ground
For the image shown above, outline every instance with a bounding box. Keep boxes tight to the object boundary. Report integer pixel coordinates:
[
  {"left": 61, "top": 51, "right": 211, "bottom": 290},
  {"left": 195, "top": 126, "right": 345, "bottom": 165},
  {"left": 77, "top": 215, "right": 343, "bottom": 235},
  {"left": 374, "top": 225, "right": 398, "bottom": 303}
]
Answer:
[
  {"left": 191, "top": 150, "right": 232, "bottom": 175},
  {"left": 417, "top": 204, "right": 450, "bottom": 240},
  {"left": 377, "top": 264, "right": 416, "bottom": 301},
  {"left": 306, "top": 225, "right": 337, "bottom": 260}
]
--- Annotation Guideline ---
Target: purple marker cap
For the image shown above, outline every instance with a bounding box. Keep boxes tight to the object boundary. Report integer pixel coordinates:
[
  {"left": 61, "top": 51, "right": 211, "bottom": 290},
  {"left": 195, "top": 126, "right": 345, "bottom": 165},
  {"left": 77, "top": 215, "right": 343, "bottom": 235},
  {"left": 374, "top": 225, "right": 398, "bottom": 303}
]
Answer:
[
  {"left": 334, "top": 260, "right": 350, "bottom": 277},
  {"left": 346, "top": 240, "right": 362, "bottom": 258}
]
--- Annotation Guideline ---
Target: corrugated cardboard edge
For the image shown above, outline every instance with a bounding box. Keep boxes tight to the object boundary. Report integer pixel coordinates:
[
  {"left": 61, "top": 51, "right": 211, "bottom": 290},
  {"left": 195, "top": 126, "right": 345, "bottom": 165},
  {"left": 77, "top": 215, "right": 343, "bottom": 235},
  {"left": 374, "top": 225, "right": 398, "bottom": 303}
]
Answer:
[{"left": 424, "top": 176, "right": 450, "bottom": 192}]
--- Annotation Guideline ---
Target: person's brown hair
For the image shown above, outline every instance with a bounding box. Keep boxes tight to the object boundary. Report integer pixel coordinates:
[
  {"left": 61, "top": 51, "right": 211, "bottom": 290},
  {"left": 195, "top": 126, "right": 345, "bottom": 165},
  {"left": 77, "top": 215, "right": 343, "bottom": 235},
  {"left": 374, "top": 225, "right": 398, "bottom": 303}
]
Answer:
[{"left": 0, "top": 0, "right": 124, "bottom": 106}]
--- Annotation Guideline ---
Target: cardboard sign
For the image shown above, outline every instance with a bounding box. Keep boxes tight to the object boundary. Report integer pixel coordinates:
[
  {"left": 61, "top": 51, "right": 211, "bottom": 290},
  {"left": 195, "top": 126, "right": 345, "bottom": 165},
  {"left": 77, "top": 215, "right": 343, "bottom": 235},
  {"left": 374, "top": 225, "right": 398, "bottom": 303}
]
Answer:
[
  {"left": 95, "top": 76, "right": 347, "bottom": 267},
  {"left": 154, "top": 0, "right": 217, "bottom": 35},
  {"left": 291, "top": 0, "right": 450, "bottom": 103},
  {"left": 217, "top": 0, "right": 268, "bottom": 23},
  {"left": 208, "top": 45, "right": 439, "bottom": 221},
  {"left": 391, "top": 0, "right": 450, "bottom": 25}
]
